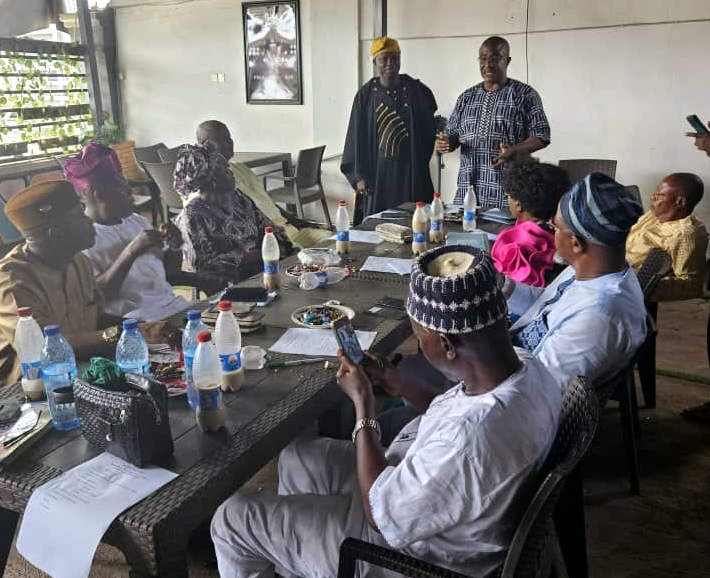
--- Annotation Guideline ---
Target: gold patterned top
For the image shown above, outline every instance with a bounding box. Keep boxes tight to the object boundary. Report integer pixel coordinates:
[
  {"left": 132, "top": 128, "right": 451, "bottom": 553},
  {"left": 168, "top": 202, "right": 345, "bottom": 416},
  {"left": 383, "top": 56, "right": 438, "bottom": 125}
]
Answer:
[{"left": 626, "top": 211, "right": 708, "bottom": 301}]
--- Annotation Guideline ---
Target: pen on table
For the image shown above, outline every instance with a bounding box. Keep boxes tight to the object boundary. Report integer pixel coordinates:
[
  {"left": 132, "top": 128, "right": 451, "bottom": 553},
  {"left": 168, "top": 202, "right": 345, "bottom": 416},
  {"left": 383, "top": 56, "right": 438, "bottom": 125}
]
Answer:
[{"left": 266, "top": 358, "right": 330, "bottom": 369}]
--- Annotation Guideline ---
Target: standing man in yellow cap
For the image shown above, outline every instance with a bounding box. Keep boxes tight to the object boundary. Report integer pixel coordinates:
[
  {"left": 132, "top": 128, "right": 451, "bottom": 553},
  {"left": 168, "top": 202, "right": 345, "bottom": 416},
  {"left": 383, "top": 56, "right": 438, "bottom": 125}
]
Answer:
[
  {"left": 341, "top": 36, "right": 437, "bottom": 224},
  {"left": 0, "top": 180, "right": 172, "bottom": 386}
]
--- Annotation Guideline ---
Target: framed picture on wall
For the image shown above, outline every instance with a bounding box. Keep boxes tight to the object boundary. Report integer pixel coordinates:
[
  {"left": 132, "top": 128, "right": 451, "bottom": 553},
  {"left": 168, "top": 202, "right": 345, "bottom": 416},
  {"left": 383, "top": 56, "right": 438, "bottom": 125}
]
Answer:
[{"left": 242, "top": 0, "right": 303, "bottom": 105}]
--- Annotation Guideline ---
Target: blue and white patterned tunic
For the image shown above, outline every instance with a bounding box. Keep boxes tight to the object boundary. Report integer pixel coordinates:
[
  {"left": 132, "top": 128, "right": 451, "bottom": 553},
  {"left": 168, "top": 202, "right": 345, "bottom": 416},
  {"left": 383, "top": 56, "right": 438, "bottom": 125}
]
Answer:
[{"left": 445, "top": 78, "right": 550, "bottom": 207}]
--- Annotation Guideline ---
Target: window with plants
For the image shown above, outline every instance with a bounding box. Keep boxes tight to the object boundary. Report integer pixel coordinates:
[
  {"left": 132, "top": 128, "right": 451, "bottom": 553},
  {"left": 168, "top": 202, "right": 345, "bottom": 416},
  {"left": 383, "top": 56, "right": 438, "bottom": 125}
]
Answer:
[{"left": 0, "top": 38, "right": 95, "bottom": 164}]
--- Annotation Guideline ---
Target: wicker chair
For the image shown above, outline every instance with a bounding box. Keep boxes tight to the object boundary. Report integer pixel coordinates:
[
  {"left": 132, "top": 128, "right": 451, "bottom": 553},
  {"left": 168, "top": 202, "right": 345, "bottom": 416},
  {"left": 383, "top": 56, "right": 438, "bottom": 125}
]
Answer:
[
  {"left": 558, "top": 159, "right": 617, "bottom": 183},
  {"left": 263, "top": 145, "right": 332, "bottom": 228},
  {"left": 337, "top": 377, "right": 599, "bottom": 578},
  {"left": 110, "top": 141, "right": 161, "bottom": 225},
  {"left": 141, "top": 161, "right": 183, "bottom": 223},
  {"left": 158, "top": 146, "right": 181, "bottom": 164}
]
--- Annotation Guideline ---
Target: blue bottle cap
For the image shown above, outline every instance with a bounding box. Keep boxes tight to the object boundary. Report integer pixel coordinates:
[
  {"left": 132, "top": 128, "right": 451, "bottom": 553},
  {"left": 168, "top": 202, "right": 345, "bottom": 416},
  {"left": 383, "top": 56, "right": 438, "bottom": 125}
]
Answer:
[
  {"left": 43, "top": 324, "right": 60, "bottom": 337},
  {"left": 122, "top": 318, "right": 138, "bottom": 330},
  {"left": 187, "top": 310, "right": 202, "bottom": 321}
]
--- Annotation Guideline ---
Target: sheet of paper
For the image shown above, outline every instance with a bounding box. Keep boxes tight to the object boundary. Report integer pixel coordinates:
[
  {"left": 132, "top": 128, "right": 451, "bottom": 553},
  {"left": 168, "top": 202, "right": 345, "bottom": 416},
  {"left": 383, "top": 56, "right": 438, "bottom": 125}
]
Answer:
[
  {"left": 16, "top": 452, "right": 178, "bottom": 578},
  {"left": 444, "top": 203, "right": 463, "bottom": 215},
  {"left": 269, "top": 328, "right": 377, "bottom": 356},
  {"left": 361, "top": 256, "right": 412, "bottom": 276},
  {"left": 328, "top": 230, "right": 383, "bottom": 244}
]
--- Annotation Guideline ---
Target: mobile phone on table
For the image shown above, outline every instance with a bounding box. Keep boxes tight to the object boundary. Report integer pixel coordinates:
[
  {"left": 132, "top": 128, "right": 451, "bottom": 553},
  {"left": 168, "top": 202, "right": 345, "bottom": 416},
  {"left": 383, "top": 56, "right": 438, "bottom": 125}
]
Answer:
[
  {"left": 221, "top": 286, "right": 269, "bottom": 302},
  {"left": 332, "top": 316, "right": 364, "bottom": 365},
  {"left": 376, "top": 296, "right": 405, "bottom": 311},
  {"left": 686, "top": 115, "right": 709, "bottom": 134}
]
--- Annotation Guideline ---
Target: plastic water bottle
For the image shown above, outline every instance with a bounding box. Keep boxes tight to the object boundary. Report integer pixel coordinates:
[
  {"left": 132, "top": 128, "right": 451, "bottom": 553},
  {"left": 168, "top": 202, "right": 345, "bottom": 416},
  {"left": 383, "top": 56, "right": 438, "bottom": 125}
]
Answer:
[
  {"left": 182, "top": 310, "right": 207, "bottom": 409},
  {"left": 411, "top": 201, "right": 428, "bottom": 255},
  {"left": 115, "top": 319, "right": 149, "bottom": 375},
  {"left": 429, "top": 192, "right": 445, "bottom": 243},
  {"left": 15, "top": 307, "right": 45, "bottom": 401},
  {"left": 299, "top": 267, "right": 349, "bottom": 290},
  {"left": 335, "top": 200, "right": 351, "bottom": 254},
  {"left": 41, "top": 325, "right": 80, "bottom": 431},
  {"left": 463, "top": 186, "right": 478, "bottom": 231},
  {"left": 215, "top": 300, "right": 243, "bottom": 392},
  {"left": 262, "top": 226, "right": 280, "bottom": 292},
  {"left": 193, "top": 331, "right": 225, "bottom": 432}
]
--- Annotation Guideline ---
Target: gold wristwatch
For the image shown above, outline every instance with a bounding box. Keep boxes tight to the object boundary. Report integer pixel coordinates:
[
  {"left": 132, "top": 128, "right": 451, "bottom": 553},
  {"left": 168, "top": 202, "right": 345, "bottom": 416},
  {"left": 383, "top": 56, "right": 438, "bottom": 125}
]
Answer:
[
  {"left": 352, "top": 418, "right": 381, "bottom": 443},
  {"left": 102, "top": 325, "right": 120, "bottom": 345}
]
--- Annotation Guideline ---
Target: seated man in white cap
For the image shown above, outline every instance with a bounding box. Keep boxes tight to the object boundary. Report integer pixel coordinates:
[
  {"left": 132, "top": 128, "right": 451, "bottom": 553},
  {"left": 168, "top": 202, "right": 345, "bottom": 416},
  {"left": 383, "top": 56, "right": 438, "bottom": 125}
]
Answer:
[{"left": 211, "top": 246, "right": 561, "bottom": 578}]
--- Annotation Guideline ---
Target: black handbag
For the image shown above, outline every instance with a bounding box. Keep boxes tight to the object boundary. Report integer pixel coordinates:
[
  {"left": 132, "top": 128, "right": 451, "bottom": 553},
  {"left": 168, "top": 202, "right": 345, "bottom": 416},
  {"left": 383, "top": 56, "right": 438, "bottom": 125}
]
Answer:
[{"left": 74, "top": 372, "right": 174, "bottom": 467}]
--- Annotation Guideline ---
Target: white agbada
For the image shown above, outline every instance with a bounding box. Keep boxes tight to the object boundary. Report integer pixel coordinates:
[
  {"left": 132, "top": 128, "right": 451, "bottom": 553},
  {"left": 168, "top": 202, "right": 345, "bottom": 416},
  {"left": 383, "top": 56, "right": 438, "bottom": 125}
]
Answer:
[
  {"left": 211, "top": 350, "right": 561, "bottom": 578},
  {"left": 508, "top": 265, "right": 647, "bottom": 392},
  {"left": 83, "top": 214, "right": 188, "bottom": 322}
]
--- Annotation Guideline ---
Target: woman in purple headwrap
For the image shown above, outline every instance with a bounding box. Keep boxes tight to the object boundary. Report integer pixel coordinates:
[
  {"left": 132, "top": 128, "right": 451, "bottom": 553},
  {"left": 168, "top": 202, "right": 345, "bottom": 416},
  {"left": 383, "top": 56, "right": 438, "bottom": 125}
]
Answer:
[{"left": 173, "top": 142, "right": 293, "bottom": 281}]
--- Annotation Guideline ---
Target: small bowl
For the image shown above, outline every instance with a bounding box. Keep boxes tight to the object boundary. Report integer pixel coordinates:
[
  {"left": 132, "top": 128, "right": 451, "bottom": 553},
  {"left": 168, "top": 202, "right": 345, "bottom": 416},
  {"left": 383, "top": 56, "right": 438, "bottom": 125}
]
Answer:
[{"left": 241, "top": 345, "right": 266, "bottom": 370}]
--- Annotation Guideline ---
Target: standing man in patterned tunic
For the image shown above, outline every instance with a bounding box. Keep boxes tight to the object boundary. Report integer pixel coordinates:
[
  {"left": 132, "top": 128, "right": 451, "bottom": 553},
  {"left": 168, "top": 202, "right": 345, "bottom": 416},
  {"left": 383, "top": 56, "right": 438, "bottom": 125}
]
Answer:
[
  {"left": 436, "top": 36, "right": 551, "bottom": 208},
  {"left": 341, "top": 36, "right": 437, "bottom": 224}
]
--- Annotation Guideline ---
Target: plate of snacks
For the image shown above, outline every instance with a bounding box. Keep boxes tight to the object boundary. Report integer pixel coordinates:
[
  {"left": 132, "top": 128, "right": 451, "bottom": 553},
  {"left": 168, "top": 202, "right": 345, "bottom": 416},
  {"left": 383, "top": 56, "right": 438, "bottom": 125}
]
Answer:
[
  {"left": 291, "top": 302, "right": 355, "bottom": 329},
  {"left": 286, "top": 263, "right": 328, "bottom": 278}
]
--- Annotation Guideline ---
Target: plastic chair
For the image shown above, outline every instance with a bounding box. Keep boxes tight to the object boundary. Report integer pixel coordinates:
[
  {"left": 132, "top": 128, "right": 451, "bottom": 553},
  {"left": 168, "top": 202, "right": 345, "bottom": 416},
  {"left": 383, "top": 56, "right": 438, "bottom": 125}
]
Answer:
[
  {"left": 133, "top": 142, "right": 167, "bottom": 166},
  {"left": 337, "top": 377, "right": 599, "bottom": 578},
  {"left": 263, "top": 146, "right": 332, "bottom": 228},
  {"left": 558, "top": 159, "right": 617, "bottom": 184},
  {"left": 141, "top": 161, "right": 183, "bottom": 223},
  {"left": 158, "top": 146, "right": 181, "bottom": 164},
  {"left": 0, "top": 195, "right": 24, "bottom": 248},
  {"left": 0, "top": 179, "right": 24, "bottom": 203}
]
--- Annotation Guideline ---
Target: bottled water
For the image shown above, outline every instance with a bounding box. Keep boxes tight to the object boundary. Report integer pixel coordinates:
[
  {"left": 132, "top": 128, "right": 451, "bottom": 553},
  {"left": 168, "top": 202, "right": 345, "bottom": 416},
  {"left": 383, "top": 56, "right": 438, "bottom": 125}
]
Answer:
[
  {"left": 429, "top": 193, "right": 444, "bottom": 243},
  {"left": 299, "top": 267, "right": 349, "bottom": 290},
  {"left": 335, "top": 200, "right": 351, "bottom": 254},
  {"left": 463, "top": 186, "right": 478, "bottom": 231},
  {"left": 193, "top": 331, "right": 225, "bottom": 432},
  {"left": 215, "top": 300, "right": 243, "bottom": 392},
  {"left": 411, "top": 201, "right": 428, "bottom": 255},
  {"left": 14, "top": 307, "right": 45, "bottom": 400},
  {"left": 115, "top": 319, "right": 149, "bottom": 375},
  {"left": 262, "top": 226, "right": 280, "bottom": 291},
  {"left": 182, "top": 310, "right": 207, "bottom": 409},
  {"left": 41, "top": 325, "right": 80, "bottom": 431}
]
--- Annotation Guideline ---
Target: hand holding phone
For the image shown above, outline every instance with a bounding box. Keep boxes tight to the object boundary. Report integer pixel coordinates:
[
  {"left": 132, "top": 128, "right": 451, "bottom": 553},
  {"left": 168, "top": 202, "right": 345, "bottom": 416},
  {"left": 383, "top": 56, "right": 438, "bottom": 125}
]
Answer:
[
  {"left": 332, "top": 317, "right": 364, "bottom": 365},
  {"left": 686, "top": 115, "right": 709, "bottom": 134}
]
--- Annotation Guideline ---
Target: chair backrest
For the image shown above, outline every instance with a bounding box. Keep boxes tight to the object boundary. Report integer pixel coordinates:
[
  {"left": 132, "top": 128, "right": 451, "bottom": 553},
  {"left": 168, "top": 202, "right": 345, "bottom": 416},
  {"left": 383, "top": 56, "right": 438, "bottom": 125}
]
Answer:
[
  {"left": 30, "top": 171, "right": 63, "bottom": 185},
  {"left": 624, "top": 185, "right": 642, "bottom": 205},
  {"left": 0, "top": 196, "right": 24, "bottom": 245},
  {"left": 110, "top": 140, "right": 147, "bottom": 182},
  {"left": 158, "top": 146, "right": 181, "bottom": 164},
  {"left": 133, "top": 142, "right": 167, "bottom": 165},
  {"left": 558, "top": 159, "right": 617, "bottom": 184},
  {"left": 141, "top": 161, "right": 182, "bottom": 209},
  {"left": 500, "top": 377, "right": 599, "bottom": 578},
  {"left": 295, "top": 145, "right": 325, "bottom": 189},
  {"left": 635, "top": 248, "right": 672, "bottom": 298},
  {"left": 0, "top": 179, "right": 25, "bottom": 203}
]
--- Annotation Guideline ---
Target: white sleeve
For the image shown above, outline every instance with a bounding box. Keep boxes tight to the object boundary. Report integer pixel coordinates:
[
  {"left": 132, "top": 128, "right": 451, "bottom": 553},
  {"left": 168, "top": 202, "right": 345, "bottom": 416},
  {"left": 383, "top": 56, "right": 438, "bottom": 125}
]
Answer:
[
  {"left": 369, "top": 439, "right": 483, "bottom": 549},
  {"left": 507, "top": 282, "right": 544, "bottom": 318},
  {"left": 536, "top": 310, "right": 622, "bottom": 392}
]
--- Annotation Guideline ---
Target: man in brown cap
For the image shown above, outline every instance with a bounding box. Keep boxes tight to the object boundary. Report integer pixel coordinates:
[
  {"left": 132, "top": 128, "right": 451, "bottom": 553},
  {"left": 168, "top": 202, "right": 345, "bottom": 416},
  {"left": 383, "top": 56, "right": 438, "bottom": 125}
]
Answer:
[{"left": 0, "top": 180, "right": 170, "bottom": 386}]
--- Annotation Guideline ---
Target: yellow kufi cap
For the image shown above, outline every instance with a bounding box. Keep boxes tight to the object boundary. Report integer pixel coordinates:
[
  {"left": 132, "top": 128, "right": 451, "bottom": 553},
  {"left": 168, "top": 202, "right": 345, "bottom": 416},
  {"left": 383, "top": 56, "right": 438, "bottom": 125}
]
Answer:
[
  {"left": 5, "top": 180, "right": 80, "bottom": 231},
  {"left": 370, "top": 36, "right": 400, "bottom": 58}
]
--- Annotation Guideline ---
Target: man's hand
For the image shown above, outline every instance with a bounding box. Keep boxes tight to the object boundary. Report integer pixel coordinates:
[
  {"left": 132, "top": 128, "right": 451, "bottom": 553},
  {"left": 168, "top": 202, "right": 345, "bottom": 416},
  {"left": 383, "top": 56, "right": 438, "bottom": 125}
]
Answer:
[
  {"left": 127, "top": 230, "right": 163, "bottom": 259},
  {"left": 356, "top": 179, "right": 370, "bottom": 196},
  {"left": 491, "top": 142, "right": 513, "bottom": 168},
  {"left": 361, "top": 352, "right": 405, "bottom": 397},
  {"left": 139, "top": 321, "right": 178, "bottom": 346},
  {"left": 158, "top": 222, "right": 183, "bottom": 249},
  {"left": 686, "top": 123, "right": 710, "bottom": 156},
  {"left": 435, "top": 132, "right": 451, "bottom": 154},
  {"left": 336, "top": 349, "right": 375, "bottom": 403}
]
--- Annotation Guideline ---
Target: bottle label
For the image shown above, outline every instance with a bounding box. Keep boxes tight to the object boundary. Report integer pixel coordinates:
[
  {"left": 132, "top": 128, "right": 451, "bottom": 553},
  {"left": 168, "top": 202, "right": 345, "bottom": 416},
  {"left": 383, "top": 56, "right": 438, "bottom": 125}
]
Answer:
[
  {"left": 198, "top": 387, "right": 222, "bottom": 411},
  {"left": 21, "top": 360, "right": 42, "bottom": 380},
  {"left": 336, "top": 230, "right": 350, "bottom": 242},
  {"left": 464, "top": 211, "right": 476, "bottom": 222},
  {"left": 264, "top": 261, "right": 279, "bottom": 275},
  {"left": 430, "top": 220, "right": 443, "bottom": 232},
  {"left": 219, "top": 351, "right": 242, "bottom": 372},
  {"left": 315, "top": 271, "right": 329, "bottom": 287},
  {"left": 412, "top": 232, "right": 426, "bottom": 243}
]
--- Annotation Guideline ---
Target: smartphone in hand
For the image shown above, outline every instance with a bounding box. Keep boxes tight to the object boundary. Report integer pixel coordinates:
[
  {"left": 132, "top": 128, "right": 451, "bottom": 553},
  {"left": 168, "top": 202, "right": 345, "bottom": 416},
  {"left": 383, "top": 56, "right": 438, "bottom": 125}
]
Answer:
[
  {"left": 686, "top": 115, "right": 709, "bottom": 134},
  {"left": 332, "top": 317, "right": 364, "bottom": 365}
]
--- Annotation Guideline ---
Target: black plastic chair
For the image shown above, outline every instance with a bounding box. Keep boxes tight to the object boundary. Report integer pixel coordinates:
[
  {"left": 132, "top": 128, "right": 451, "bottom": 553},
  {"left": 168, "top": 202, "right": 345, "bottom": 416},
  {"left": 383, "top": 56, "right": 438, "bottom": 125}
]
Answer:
[
  {"left": 158, "top": 146, "right": 181, "bottom": 164},
  {"left": 337, "top": 377, "right": 599, "bottom": 578},
  {"left": 141, "top": 161, "right": 183, "bottom": 224},
  {"left": 558, "top": 159, "right": 617, "bottom": 184}
]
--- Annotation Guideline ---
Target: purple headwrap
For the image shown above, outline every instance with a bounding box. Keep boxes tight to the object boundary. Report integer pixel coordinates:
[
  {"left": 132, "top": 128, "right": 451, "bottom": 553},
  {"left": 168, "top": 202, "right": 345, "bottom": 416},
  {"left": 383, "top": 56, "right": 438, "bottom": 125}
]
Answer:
[
  {"left": 63, "top": 141, "right": 123, "bottom": 191},
  {"left": 173, "top": 142, "right": 227, "bottom": 198}
]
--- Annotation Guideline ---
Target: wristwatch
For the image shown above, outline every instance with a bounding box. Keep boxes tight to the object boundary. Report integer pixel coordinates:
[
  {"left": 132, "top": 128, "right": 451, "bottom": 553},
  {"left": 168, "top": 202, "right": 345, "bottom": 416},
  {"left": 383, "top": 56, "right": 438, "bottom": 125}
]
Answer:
[
  {"left": 352, "top": 418, "right": 381, "bottom": 444},
  {"left": 102, "top": 325, "right": 120, "bottom": 346}
]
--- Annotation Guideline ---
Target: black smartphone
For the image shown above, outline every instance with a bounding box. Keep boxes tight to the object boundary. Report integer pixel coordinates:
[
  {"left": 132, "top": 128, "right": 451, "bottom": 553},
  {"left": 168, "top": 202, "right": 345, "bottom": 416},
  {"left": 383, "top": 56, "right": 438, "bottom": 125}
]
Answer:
[
  {"left": 376, "top": 296, "right": 405, "bottom": 310},
  {"left": 686, "top": 115, "right": 709, "bottom": 134},
  {"left": 221, "top": 286, "right": 269, "bottom": 302},
  {"left": 332, "top": 317, "right": 364, "bottom": 365}
]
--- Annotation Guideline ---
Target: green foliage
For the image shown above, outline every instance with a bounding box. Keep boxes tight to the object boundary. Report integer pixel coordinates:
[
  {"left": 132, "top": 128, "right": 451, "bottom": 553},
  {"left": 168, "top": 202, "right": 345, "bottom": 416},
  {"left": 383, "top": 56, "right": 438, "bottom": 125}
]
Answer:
[{"left": 91, "top": 113, "right": 124, "bottom": 146}]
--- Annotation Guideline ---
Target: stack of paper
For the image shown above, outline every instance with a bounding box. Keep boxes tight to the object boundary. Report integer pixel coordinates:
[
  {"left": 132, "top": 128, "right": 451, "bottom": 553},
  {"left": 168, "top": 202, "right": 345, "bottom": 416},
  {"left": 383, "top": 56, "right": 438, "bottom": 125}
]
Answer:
[
  {"left": 360, "top": 256, "right": 412, "bottom": 276},
  {"left": 269, "top": 328, "right": 377, "bottom": 356}
]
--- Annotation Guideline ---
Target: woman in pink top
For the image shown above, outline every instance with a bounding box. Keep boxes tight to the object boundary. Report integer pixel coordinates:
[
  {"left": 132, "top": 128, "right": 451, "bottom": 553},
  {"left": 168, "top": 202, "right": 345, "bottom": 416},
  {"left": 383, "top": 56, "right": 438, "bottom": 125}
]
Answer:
[{"left": 491, "top": 156, "right": 570, "bottom": 286}]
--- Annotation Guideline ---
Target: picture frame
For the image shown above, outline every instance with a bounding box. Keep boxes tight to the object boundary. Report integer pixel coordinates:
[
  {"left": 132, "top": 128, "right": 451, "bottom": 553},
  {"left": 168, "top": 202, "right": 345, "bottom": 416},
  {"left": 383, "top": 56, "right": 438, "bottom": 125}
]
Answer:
[{"left": 242, "top": 1, "right": 303, "bottom": 105}]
